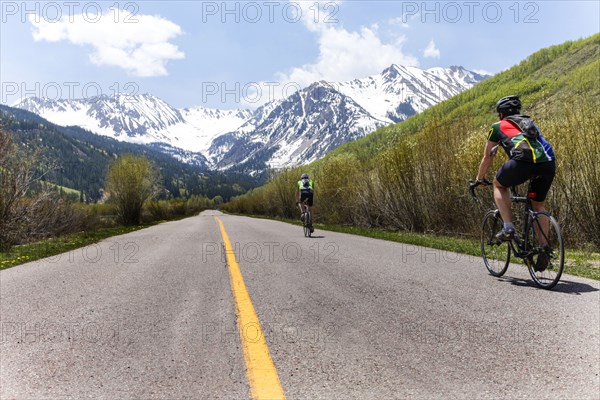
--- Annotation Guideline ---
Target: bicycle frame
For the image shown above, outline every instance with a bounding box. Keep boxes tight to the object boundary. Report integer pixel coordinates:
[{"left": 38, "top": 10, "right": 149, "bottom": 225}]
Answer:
[
  {"left": 471, "top": 182, "right": 542, "bottom": 262},
  {"left": 506, "top": 192, "right": 539, "bottom": 260}
]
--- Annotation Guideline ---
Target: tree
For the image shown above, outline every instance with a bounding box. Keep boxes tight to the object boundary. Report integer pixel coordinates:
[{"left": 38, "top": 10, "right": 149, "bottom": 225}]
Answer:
[
  {"left": 1, "top": 125, "right": 78, "bottom": 251},
  {"left": 212, "top": 195, "right": 224, "bottom": 207},
  {"left": 0, "top": 128, "right": 16, "bottom": 249},
  {"left": 106, "top": 154, "right": 161, "bottom": 225}
]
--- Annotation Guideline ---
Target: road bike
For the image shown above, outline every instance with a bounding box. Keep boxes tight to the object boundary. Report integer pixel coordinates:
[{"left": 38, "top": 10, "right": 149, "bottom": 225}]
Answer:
[
  {"left": 298, "top": 199, "right": 313, "bottom": 238},
  {"left": 469, "top": 180, "right": 564, "bottom": 289}
]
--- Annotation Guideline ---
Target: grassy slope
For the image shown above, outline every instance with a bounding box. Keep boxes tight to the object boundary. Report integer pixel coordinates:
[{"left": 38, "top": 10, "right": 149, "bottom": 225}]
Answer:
[{"left": 319, "top": 33, "right": 599, "bottom": 165}]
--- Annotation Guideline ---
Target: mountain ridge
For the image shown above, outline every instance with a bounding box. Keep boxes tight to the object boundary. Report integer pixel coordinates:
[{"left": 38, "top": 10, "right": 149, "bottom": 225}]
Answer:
[{"left": 12, "top": 65, "right": 489, "bottom": 172}]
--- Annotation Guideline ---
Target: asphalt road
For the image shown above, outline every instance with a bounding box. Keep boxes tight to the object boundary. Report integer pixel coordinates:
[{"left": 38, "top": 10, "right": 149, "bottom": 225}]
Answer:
[{"left": 1, "top": 211, "right": 599, "bottom": 399}]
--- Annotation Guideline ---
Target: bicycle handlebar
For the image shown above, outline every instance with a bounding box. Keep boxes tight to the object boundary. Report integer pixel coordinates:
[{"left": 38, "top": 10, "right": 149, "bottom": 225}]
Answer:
[{"left": 468, "top": 179, "right": 492, "bottom": 199}]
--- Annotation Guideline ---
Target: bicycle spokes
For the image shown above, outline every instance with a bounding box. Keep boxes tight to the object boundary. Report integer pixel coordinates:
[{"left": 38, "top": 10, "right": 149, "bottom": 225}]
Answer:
[
  {"left": 527, "top": 213, "right": 564, "bottom": 289},
  {"left": 481, "top": 211, "right": 510, "bottom": 277}
]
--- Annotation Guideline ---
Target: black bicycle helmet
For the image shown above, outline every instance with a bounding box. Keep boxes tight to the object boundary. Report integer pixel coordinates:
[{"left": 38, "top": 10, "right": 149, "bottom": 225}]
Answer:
[
  {"left": 301, "top": 173, "right": 309, "bottom": 179},
  {"left": 496, "top": 95, "right": 521, "bottom": 115}
]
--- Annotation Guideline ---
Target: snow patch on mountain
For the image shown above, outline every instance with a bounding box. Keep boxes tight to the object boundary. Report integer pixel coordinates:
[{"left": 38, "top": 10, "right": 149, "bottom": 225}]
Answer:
[
  {"left": 334, "top": 65, "right": 484, "bottom": 123},
  {"left": 211, "top": 82, "right": 389, "bottom": 170}
]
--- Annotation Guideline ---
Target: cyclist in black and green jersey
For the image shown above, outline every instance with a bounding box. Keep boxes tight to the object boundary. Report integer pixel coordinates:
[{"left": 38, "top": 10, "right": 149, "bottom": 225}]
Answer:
[
  {"left": 473, "top": 96, "right": 556, "bottom": 270},
  {"left": 296, "top": 173, "right": 314, "bottom": 233}
]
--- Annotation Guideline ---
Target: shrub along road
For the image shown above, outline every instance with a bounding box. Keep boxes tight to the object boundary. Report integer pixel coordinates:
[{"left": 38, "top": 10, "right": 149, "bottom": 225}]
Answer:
[{"left": 1, "top": 211, "right": 598, "bottom": 398}]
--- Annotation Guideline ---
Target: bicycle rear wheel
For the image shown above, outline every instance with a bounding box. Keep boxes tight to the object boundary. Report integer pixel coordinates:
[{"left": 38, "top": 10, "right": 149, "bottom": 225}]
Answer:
[
  {"left": 303, "top": 211, "right": 311, "bottom": 237},
  {"left": 527, "top": 212, "right": 564, "bottom": 289},
  {"left": 481, "top": 211, "right": 511, "bottom": 277}
]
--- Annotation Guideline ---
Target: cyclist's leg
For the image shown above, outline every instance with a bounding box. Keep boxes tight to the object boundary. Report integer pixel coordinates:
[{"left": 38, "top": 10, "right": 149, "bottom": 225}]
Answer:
[
  {"left": 531, "top": 200, "right": 549, "bottom": 246},
  {"left": 529, "top": 161, "right": 556, "bottom": 247},
  {"left": 494, "top": 159, "right": 530, "bottom": 226},
  {"left": 299, "top": 193, "right": 308, "bottom": 216},
  {"left": 493, "top": 177, "right": 513, "bottom": 224}
]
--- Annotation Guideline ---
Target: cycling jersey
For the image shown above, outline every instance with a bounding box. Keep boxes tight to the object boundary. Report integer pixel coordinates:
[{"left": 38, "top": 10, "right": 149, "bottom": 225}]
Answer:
[
  {"left": 488, "top": 116, "right": 555, "bottom": 163},
  {"left": 297, "top": 179, "right": 314, "bottom": 193}
]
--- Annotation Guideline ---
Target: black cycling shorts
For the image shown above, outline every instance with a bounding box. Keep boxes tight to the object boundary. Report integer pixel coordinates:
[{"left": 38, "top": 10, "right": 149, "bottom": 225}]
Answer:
[
  {"left": 496, "top": 159, "right": 556, "bottom": 202},
  {"left": 300, "top": 192, "right": 314, "bottom": 207}
]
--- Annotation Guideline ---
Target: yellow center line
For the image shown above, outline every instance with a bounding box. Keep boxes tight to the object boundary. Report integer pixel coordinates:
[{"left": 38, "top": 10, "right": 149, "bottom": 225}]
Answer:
[{"left": 214, "top": 216, "right": 286, "bottom": 400}]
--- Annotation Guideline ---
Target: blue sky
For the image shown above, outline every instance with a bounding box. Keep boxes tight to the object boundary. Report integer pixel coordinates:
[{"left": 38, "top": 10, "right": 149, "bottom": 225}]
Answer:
[{"left": 1, "top": 1, "right": 599, "bottom": 109}]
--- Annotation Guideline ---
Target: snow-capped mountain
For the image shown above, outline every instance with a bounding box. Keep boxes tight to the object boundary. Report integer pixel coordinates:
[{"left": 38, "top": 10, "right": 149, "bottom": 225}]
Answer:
[
  {"left": 208, "top": 65, "right": 488, "bottom": 170},
  {"left": 335, "top": 65, "right": 487, "bottom": 123},
  {"left": 15, "top": 94, "right": 185, "bottom": 144},
  {"left": 210, "top": 82, "right": 388, "bottom": 170},
  {"left": 14, "top": 94, "right": 253, "bottom": 154},
  {"left": 175, "top": 107, "right": 253, "bottom": 153},
  {"left": 13, "top": 65, "right": 489, "bottom": 171}
]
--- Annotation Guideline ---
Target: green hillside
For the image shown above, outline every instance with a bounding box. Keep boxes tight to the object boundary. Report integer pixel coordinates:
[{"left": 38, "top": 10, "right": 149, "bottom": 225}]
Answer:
[
  {"left": 224, "top": 34, "right": 600, "bottom": 247},
  {"left": 322, "top": 34, "right": 599, "bottom": 163},
  {"left": 0, "top": 105, "right": 259, "bottom": 202}
]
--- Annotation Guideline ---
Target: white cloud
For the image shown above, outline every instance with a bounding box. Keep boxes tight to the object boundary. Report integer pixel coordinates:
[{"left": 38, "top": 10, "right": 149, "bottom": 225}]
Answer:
[
  {"left": 423, "top": 39, "right": 441, "bottom": 59},
  {"left": 238, "top": 1, "right": 419, "bottom": 108},
  {"left": 388, "top": 17, "right": 411, "bottom": 29},
  {"left": 29, "top": 9, "right": 184, "bottom": 77},
  {"left": 276, "top": 2, "right": 419, "bottom": 89}
]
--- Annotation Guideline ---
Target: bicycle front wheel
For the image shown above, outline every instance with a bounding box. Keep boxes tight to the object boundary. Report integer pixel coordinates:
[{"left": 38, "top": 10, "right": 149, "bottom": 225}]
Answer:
[
  {"left": 481, "top": 211, "right": 511, "bottom": 277},
  {"left": 527, "top": 212, "right": 564, "bottom": 289}
]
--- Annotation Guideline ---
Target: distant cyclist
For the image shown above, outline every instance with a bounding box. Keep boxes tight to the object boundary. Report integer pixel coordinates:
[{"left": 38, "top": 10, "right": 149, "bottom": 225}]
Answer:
[
  {"left": 472, "top": 95, "right": 556, "bottom": 270},
  {"left": 296, "top": 173, "right": 314, "bottom": 233}
]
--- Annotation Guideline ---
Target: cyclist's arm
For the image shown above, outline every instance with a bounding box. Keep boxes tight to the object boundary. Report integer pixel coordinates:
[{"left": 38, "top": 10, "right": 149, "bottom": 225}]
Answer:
[{"left": 476, "top": 140, "right": 497, "bottom": 181}]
